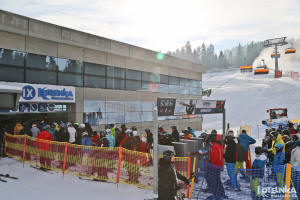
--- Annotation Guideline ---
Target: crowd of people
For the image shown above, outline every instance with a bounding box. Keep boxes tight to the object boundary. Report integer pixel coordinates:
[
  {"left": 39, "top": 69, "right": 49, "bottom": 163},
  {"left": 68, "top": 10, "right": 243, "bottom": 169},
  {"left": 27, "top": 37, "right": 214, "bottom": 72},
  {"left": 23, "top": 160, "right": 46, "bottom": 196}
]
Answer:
[{"left": 1, "top": 120, "right": 300, "bottom": 199}]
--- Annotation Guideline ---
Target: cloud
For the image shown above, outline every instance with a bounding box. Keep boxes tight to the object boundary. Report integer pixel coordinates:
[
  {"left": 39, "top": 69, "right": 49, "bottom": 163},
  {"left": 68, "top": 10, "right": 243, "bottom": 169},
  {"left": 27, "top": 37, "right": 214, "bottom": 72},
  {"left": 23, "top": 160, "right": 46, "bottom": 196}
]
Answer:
[{"left": 1, "top": 0, "right": 300, "bottom": 52}]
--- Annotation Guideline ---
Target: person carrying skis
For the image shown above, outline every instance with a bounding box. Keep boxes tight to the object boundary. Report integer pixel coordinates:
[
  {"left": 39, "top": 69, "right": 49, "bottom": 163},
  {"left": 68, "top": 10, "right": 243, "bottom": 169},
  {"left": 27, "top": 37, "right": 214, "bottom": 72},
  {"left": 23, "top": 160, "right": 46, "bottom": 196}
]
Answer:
[{"left": 158, "top": 150, "right": 189, "bottom": 200}]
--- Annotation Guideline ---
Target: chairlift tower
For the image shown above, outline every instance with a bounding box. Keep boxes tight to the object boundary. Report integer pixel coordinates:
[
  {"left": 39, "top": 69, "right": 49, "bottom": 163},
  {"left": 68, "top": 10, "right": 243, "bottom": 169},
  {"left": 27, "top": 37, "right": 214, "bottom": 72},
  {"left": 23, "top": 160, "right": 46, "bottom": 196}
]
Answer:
[{"left": 264, "top": 37, "right": 288, "bottom": 78}]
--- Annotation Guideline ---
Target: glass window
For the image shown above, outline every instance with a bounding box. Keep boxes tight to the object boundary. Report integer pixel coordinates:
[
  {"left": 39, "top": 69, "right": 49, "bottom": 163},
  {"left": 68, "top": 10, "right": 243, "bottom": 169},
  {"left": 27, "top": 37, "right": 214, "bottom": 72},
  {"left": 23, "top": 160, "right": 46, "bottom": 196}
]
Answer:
[
  {"left": 105, "top": 112, "right": 125, "bottom": 124},
  {"left": 0, "top": 48, "right": 25, "bottom": 67},
  {"left": 26, "top": 53, "right": 57, "bottom": 71},
  {"left": 106, "top": 78, "right": 125, "bottom": 90},
  {"left": 126, "top": 69, "right": 141, "bottom": 80},
  {"left": 105, "top": 101, "right": 124, "bottom": 113},
  {"left": 142, "top": 102, "right": 154, "bottom": 111},
  {"left": 58, "top": 72, "right": 82, "bottom": 86},
  {"left": 26, "top": 69, "right": 57, "bottom": 85},
  {"left": 197, "top": 88, "right": 202, "bottom": 95},
  {"left": 84, "top": 62, "right": 106, "bottom": 76},
  {"left": 158, "top": 84, "right": 169, "bottom": 94},
  {"left": 126, "top": 80, "right": 141, "bottom": 91},
  {"left": 169, "top": 76, "right": 179, "bottom": 85},
  {"left": 179, "top": 86, "right": 189, "bottom": 94},
  {"left": 180, "top": 78, "right": 188, "bottom": 86},
  {"left": 125, "top": 101, "right": 142, "bottom": 112},
  {"left": 168, "top": 85, "right": 180, "bottom": 94},
  {"left": 107, "top": 66, "right": 125, "bottom": 79},
  {"left": 84, "top": 75, "right": 105, "bottom": 88},
  {"left": 160, "top": 74, "right": 168, "bottom": 84},
  {"left": 142, "top": 82, "right": 159, "bottom": 92},
  {"left": 141, "top": 112, "right": 153, "bottom": 122},
  {"left": 142, "top": 72, "right": 160, "bottom": 83},
  {"left": 196, "top": 80, "right": 202, "bottom": 88},
  {"left": 0, "top": 65, "right": 24, "bottom": 82},
  {"left": 190, "top": 80, "right": 198, "bottom": 88},
  {"left": 125, "top": 112, "right": 142, "bottom": 123},
  {"left": 189, "top": 87, "right": 198, "bottom": 95},
  {"left": 58, "top": 58, "right": 83, "bottom": 73}
]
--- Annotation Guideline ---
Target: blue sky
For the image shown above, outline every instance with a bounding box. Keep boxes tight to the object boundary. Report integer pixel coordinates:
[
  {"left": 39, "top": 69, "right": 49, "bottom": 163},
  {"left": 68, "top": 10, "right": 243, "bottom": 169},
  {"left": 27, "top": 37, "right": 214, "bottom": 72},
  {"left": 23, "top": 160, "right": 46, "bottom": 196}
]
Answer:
[{"left": 1, "top": 0, "right": 300, "bottom": 53}]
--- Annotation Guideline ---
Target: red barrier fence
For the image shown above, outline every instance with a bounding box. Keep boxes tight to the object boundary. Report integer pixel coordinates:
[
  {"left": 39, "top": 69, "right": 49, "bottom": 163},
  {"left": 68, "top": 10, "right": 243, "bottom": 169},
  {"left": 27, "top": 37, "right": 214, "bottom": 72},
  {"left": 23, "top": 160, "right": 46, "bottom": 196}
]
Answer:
[
  {"left": 4, "top": 134, "right": 189, "bottom": 194},
  {"left": 285, "top": 71, "right": 300, "bottom": 80}
]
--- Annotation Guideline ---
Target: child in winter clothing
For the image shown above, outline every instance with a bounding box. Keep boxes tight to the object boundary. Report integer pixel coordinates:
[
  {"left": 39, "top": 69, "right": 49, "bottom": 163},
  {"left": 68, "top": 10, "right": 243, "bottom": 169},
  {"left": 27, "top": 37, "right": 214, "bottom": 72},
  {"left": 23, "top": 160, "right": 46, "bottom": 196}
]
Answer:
[
  {"left": 273, "top": 143, "right": 285, "bottom": 188},
  {"left": 251, "top": 147, "right": 267, "bottom": 200}
]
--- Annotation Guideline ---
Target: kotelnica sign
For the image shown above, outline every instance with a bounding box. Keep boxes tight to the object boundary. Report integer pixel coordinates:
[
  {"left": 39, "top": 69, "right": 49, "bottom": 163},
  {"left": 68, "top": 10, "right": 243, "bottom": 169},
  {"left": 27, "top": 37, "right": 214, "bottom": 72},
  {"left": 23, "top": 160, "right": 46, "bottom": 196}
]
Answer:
[{"left": 0, "top": 82, "right": 75, "bottom": 103}]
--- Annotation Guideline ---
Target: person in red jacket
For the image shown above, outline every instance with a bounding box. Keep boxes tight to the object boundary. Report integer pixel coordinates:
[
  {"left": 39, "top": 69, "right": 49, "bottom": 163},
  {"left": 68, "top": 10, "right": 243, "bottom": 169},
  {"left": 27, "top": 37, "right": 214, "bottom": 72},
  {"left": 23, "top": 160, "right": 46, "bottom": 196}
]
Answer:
[
  {"left": 37, "top": 125, "right": 53, "bottom": 169},
  {"left": 207, "top": 130, "right": 227, "bottom": 199}
]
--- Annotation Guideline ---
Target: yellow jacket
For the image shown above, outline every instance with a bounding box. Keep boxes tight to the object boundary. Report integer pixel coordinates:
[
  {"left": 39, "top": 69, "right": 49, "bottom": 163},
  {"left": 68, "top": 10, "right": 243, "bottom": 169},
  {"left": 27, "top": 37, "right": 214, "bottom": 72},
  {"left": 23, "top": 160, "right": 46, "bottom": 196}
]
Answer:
[{"left": 268, "top": 134, "right": 285, "bottom": 155}]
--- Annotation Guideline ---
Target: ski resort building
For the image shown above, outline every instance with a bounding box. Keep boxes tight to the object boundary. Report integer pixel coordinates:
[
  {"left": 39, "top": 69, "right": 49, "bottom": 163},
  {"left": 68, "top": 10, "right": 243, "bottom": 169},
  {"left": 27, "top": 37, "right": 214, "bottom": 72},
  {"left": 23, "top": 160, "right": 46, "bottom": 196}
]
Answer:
[{"left": 0, "top": 10, "right": 205, "bottom": 131}]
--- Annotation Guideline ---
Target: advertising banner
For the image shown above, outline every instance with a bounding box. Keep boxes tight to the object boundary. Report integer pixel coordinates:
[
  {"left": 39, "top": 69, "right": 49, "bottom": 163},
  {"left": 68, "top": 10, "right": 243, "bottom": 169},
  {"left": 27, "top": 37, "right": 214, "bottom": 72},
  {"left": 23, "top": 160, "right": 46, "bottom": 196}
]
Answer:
[
  {"left": 269, "top": 108, "right": 288, "bottom": 119},
  {"left": 0, "top": 82, "right": 75, "bottom": 103},
  {"left": 157, "top": 98, "right": 176, "bottom": 116}
]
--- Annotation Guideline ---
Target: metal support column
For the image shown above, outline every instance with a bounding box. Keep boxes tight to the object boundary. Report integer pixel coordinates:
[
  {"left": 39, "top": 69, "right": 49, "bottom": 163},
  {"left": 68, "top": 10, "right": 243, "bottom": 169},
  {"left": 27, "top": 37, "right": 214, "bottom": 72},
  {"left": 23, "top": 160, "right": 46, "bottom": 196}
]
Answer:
[{"left": 153, "top": 107, "right": 158, "bottom": 194}]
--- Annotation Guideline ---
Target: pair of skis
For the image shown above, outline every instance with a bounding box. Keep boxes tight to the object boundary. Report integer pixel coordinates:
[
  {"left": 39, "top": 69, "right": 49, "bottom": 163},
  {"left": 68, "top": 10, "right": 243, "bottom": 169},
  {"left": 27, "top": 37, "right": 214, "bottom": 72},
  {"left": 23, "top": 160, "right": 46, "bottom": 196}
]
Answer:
[{"left": 0, "top": 173, "right": 18, "bottom": 182}]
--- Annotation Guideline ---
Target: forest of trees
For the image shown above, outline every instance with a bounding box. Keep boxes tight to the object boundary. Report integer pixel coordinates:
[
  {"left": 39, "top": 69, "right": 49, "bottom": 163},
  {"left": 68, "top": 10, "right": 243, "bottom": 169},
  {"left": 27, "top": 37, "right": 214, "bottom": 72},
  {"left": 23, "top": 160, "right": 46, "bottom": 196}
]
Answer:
[{"left": 167, "top": 41, "right": 265, "bottom": 71}]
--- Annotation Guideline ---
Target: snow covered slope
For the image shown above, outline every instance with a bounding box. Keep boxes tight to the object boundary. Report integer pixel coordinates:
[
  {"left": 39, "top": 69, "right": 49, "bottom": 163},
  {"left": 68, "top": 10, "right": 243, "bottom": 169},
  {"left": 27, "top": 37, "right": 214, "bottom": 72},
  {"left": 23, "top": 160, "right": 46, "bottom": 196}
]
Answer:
[{"left": 202, "top": 68, "right": 300, "bottom": 137}]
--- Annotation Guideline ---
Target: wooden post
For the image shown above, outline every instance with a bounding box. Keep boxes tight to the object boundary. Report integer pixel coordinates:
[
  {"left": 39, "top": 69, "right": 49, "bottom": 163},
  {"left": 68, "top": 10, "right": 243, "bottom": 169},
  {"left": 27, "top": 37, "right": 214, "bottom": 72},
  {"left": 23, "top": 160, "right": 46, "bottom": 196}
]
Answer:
[
  {"left": 190, "top": 157, "right": 197, "bottom": 199},
  {"left": 62, "top": 142, "right": 68, "bottom": 177},
  {"left": 22, "top": 135, "right": 27, "bottom": 168},
  {"left": 116, "top": 147, "right": 123, "bottom": 186},
  {"left": 284, "top": 163, "right": 292, "bottom": 200},
  {"left": 187, "top": 157, "right": 191, "bottom": 199}
]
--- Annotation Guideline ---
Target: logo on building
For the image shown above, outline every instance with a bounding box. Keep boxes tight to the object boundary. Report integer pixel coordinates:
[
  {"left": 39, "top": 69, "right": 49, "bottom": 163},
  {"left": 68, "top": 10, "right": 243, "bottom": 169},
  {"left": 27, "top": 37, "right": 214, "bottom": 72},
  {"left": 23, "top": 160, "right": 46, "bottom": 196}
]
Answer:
[
  {"left": 38, "top": 87, "right": 74, "bottom": 101},
  {"left": 22, "top": 85, "right": 36, "bottom": 100}
]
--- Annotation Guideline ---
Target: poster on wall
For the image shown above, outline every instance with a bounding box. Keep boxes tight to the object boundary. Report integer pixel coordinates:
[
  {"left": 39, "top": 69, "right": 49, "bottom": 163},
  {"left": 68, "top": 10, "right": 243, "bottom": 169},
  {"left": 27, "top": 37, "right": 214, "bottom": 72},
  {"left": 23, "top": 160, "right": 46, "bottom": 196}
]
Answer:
[
  {"left": 157, "top": 98, "right": 176, "bottom": 116},
  {"left": 174, "top": 99, "right": 197, "bottom": 116}
]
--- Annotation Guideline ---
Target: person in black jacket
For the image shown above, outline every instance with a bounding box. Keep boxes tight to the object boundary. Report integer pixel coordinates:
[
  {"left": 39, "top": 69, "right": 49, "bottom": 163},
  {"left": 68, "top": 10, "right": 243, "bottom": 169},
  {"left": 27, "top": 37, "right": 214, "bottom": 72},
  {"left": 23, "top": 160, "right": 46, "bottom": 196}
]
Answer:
[
  {"left": 171, "top": 126, "right": 180, "bottom": 142},
  {"left": 224, "top": 135, "right": 239, "bottom": 191},
  {"left": 158, "top": 150, "right": 189, "bottom": 200}
]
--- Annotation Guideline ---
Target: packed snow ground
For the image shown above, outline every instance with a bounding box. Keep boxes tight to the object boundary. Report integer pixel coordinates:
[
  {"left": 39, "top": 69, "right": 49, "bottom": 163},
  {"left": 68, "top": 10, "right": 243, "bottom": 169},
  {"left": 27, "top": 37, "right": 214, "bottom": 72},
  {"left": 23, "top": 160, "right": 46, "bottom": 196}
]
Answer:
[
  {"left": 1, "top": 69, "right": 300, "bottom": 200},
  {"left": 0, "top": 158, "right": 154, "bottom": 200}
]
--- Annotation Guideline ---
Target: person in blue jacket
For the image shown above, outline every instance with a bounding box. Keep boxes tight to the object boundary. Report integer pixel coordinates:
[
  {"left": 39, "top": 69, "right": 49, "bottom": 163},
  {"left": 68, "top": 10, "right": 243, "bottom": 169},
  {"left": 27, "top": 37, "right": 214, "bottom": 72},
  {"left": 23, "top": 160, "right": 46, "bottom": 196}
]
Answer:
[
  {"left": 105, "top": 129, "right": 115, "bottom": 147},
  {"left": 238, "top": 130, "right": 256, "bottom": 176},
  {"left": 251, "top": 146, "right": 267, "bottom": 200},
  {"left": 273, "top": 143, "right": 285, "bottom": 188}
]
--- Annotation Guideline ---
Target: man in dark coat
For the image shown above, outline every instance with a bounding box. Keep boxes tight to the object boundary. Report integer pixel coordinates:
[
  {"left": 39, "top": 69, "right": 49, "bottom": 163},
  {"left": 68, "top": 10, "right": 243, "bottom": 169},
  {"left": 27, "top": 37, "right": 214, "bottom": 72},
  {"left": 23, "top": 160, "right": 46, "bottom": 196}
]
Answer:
[
  {"left": 158, "top": 150, "right": 189, "bottom": 200},
  {"left": 171, "top": 126, "right": 180, "bottom": 142}
]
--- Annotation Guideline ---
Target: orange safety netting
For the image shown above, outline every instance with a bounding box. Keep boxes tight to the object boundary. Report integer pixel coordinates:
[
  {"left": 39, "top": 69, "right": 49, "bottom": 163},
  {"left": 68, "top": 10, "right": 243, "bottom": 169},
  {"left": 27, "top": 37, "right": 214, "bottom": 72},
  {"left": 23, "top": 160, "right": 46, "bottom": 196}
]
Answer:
[{"left": 4, "top": 133, "right": 190, "bottom": 194}]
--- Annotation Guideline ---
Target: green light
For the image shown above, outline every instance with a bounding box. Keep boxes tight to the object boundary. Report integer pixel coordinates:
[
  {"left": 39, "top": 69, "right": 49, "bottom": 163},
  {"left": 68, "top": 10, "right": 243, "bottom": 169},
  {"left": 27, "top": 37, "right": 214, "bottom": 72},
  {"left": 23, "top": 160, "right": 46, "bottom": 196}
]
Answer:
[{"left": 156, "top": 52, "right": 164, "bottom": 60}]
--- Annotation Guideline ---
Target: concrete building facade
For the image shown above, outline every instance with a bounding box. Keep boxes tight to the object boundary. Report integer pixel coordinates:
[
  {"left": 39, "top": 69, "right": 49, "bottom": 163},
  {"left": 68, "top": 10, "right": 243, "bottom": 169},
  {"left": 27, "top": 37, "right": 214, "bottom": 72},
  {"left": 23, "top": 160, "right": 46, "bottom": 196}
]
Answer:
[{"left": 0, "top": 10, "right": 205, "bottom": 132}]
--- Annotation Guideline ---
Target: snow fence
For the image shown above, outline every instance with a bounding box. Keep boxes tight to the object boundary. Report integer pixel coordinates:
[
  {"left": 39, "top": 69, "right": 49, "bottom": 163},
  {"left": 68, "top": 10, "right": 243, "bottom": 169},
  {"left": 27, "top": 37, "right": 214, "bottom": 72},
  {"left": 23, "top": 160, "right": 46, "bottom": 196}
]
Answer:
[{"left": 4, "top": 134, "right": 190, "bottom": 196}]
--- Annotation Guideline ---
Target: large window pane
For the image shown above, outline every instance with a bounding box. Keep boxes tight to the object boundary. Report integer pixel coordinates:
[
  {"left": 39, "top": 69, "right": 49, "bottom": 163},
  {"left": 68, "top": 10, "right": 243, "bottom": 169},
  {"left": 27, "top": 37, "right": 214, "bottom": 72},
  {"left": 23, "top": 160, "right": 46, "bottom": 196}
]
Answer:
[
  {"left": 180, "top": 78, "right": 188, "bottom": 86},
  {"left": 84, "top": 62, "right": 106, "bottom": 76},
  {"left": 196, "top": 80, "right": 202, "bottom": 88},
  {"left": 142, "top": 102, "right": 154, "bottom": 111},
  {"left": 126, "top": 80, "right": 141, "bottom": 91},
  {"left": 168, "top": 85, "right": 180, "bottom": 94},
  {"left": 0, "top": 48, "right": 25, "bottom": 66},
  {"left": 124, "top": 101, "right": 142, "bottom": 112},
  {"left": 84, "top": 75, "right": 105, "bottom": 88},
  {"left": 107, "top": 66, "right": 125, "bottom": 78},
  {"left": 58, "top": 72, "right": 82, "bottom": 86},
  {"left": 142, "top": 82, "right": 159, "bottom": 92},
  {"left": 26, "top": 53, "right": 57, "bottom": 70},
  {"left": 141, "top": 112, "right": 153, "bottom": 122},
  {"left": 126, "top": 69, "right": 141, "bottom": 80},
  {"left": 26, "top": 69, "right": 57, "bottom": 84},
  {"left": 179, "top": 86, "right": 189, "bottom": 94},
  {"left": 0, "top": 65, "right": 24, "bottom": 82},
  {"left": 160, "top": 74, "right": 168, "bottom": 84},
  {"left": 105, "top": 101, "right": 124, "bottom": 113},
  {"left": 106, "top": 78, "right": 125, "bottom": 90},
  {"left": 158, "top": 84, "right": 169, "bottom": 93},
  {"left": 142, "top": 72, "right": 160, "bottom": 82},
  {"left": 106, "top": 112, "right": 125, "bottom": 124},
  {"left": 169, "top": 76, "right": 179, "bottom": 85},
  {"left": 125, "top": 112, "right": 142, "bottom": 123},
  {"left": 189, "top": 87, "right": 198, "bottom": 95},
  {"left": 58, "top": 58, "right": 83, "bottom": 73},
  {"left": 190, "top": 80, "right": 198, "bottom": 88}
]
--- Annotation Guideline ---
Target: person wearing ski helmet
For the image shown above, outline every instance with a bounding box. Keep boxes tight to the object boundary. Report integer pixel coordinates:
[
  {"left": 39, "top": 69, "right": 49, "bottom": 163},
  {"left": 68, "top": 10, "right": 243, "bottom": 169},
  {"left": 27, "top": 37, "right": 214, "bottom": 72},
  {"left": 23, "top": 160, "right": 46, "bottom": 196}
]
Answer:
[
  {"left": 273, "top": 143, "right": 285, "bottom": 188},
  {"left": 268, "top": 131, "right": 285, "bottom": 155},
  {"left": 285, "top": 140, "right": 297, "bottom": 163},
  {"left": 158, "top": 150, "right": 189, "bottom": 200}
]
